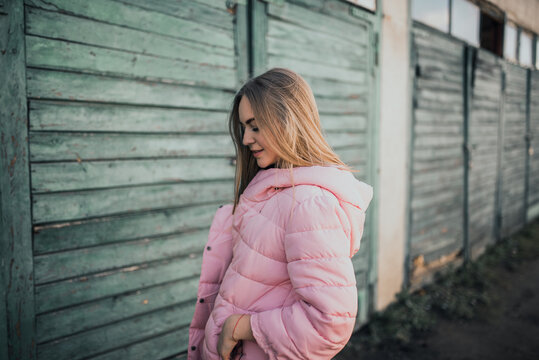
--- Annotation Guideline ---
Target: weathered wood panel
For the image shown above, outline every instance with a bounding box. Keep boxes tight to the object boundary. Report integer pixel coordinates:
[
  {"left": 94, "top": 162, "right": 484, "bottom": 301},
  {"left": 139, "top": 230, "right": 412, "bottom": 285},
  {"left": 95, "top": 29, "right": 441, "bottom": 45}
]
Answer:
[
  {"left": 0, "top": 0, "right": 36, "bottom": 358},
  {"left": 27, "top": 69, "right": 233, "bottom": 109},
  {"left": 25, "top": 0, "right": 234, "bottom": 49},
  {"left": 26, "top": 36, "right": 236, "bottom": 89},
  {"left": 24, "top": 0, "right": 241, "bottom": 358},
  {"left": 29, "top": 100, "right": 229, "bottom": 133},
  {"left": 500, "top": 63, "right": 527, "bottom": 238},
  {"left": 468, "top": 49, "right": 502, "bottom": 259},
  {"left": 36, "top": 277, "right": 199, "bottom": 342},
  {"left": 528, "top": 70, "right": 539, "bottom": 220},
  {"left": 33, "top": 203, "right": 219, "bottom": 254},
  {"left": 37, "top": 301, "right": 194, "bottom": 360},
  {"left": 259, "top": 0, "right": 377, "bottom": 325},
  {"left": 409, "top": 23, "right": 465, "bottom": 288},
  {"left": 29, "top": 132, "right": 235, "bottom": 162}
]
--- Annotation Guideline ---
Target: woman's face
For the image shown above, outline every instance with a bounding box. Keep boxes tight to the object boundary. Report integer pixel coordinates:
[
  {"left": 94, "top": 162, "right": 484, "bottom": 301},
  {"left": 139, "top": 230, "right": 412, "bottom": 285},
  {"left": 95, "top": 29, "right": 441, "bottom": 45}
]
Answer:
[{"left": 238, "top": 96, "right": 279, "bottom": 169}]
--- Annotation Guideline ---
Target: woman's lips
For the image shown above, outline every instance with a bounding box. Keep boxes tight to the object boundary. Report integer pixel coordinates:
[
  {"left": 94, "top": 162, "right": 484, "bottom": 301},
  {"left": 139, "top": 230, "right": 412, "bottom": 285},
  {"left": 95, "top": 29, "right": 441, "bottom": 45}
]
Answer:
[{"left": 252, "top": 149, "right": 263, "bottom": 157}]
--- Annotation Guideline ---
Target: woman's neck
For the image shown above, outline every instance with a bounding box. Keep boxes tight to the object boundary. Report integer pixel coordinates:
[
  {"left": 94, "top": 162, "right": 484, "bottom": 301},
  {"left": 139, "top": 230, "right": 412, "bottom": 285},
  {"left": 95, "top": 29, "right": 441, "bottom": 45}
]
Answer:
[{"left": 261, "top": 163, "right": 276, "bottom": 170}]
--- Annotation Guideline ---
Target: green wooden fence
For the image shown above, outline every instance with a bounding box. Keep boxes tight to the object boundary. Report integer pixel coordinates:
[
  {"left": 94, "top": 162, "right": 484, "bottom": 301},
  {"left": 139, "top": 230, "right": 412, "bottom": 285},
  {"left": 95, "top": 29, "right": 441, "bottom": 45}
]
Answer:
[
  {"left": 1, "top": 0, "right": 381, "bottom": 358},
  {"left": 407, "top": 20, "right": 539, "bottom": 289}
]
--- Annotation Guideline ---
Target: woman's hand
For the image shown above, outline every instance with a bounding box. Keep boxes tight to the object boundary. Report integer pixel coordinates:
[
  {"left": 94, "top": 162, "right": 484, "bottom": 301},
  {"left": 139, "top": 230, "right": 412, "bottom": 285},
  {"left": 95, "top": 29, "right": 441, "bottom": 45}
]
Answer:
[
  {"left": 217, "top": 314, "right": 254, "bottom": 360},
  {"left": 217, "top": 314, "right": 240, "bottom": 360}
]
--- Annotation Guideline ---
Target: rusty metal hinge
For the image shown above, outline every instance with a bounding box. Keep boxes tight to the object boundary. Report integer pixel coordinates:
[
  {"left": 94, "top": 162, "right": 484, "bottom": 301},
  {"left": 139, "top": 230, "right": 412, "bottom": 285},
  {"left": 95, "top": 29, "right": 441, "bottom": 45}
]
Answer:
[{"left": 226, "top": 0, "right": 247, "bottom": 8}]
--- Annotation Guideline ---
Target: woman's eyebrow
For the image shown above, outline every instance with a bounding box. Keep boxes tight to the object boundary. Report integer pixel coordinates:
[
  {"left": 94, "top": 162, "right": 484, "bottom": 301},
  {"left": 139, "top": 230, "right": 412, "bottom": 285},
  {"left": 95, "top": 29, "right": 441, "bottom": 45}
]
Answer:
[{"left": 240, "top": 117, "right": 255, "bottom": 126}]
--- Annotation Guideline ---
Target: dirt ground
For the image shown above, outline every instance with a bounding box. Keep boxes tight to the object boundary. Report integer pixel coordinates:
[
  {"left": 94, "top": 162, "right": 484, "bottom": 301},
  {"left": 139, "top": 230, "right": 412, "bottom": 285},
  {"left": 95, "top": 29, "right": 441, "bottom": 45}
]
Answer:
[{"left": 337, "top": 253, "right": 539, "bottom": 360}]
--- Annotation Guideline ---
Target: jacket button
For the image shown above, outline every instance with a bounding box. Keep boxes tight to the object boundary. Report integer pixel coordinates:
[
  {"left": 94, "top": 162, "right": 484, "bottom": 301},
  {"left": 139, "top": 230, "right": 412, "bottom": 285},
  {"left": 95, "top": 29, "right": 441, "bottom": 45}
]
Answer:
[
  {"left": 206, "top": 246, "right": 211, "bottom": 251},
  {"left": 191, "top": 346, "right": 196, "bottom": 351},
  {"left": 199, "top": 298, "right": 205, "bottom": 303}
]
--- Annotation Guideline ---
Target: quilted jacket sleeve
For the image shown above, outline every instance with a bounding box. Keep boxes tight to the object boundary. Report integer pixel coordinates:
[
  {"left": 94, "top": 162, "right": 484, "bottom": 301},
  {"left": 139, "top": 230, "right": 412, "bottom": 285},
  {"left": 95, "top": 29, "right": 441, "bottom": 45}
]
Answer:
[
  {"left": 250, "top": 195, "right": 361, "bottom": 360},
  {"left": 188, "top": 204, "right": 234, "bottom": 360}
]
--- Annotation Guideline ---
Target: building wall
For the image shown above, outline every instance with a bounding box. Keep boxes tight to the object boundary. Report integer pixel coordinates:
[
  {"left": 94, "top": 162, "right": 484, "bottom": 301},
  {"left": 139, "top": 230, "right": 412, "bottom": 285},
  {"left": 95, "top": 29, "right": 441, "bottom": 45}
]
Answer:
[
  {"left": 488, "top": 0, "right": 539, "bottom": 33},
  {"left": 376, "top": 0, "right": 411, "bottom": 310}
]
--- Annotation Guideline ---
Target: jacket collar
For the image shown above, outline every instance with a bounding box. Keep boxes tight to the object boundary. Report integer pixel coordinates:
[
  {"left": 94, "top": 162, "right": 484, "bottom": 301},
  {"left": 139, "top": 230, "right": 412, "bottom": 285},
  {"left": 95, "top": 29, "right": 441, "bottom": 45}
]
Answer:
[{"left": 241, "top": 165, "right": 373, "bottom": 212}]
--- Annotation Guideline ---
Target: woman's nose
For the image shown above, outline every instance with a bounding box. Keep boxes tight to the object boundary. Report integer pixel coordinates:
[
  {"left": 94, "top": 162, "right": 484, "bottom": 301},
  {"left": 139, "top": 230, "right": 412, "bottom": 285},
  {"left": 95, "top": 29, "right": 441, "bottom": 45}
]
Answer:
[{"left": 242, "top": 129, "right": 254, "bottom": 146}]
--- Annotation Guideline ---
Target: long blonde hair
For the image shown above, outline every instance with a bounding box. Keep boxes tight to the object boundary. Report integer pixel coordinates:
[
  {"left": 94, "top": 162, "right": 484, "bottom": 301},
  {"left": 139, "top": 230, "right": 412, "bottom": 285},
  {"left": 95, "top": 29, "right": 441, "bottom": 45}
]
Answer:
[{"left": 229, "top": 67, "right": 352, "bottom": 212}]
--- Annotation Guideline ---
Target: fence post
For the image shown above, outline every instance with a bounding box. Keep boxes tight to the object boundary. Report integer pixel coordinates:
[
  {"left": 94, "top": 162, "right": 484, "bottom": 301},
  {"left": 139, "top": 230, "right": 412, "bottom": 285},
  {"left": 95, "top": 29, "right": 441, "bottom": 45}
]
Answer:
[
  {"left": 524, "top": 68, "right": 532, "bottom": 223},
  {"left": 0, "top": 1, "right": 36, "bottom": 359}
]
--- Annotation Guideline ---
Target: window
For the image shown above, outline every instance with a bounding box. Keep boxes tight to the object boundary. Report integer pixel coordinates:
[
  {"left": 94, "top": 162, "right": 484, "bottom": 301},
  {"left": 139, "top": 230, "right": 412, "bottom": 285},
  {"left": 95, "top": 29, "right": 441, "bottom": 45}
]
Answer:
[
  {"left": 412, "top": 0, "right": 450, "bottom": 33},
  {"left": 503, "top": 22, "right": 517, "bottom": 62},
  {"left": 344, "top": 0, "right": 376, "bottom": 12},
  {"left": 451, "top": 0, "right": 479, "bottom": 46},
  {"left": 519, "top": 31, "right": 533, "bottom": 67},
  {"left": 536, "top": 38, "right": 539, "bottom": 69},
  {"left": 479, "top": 11, "right": 503, "bottom": 57}
]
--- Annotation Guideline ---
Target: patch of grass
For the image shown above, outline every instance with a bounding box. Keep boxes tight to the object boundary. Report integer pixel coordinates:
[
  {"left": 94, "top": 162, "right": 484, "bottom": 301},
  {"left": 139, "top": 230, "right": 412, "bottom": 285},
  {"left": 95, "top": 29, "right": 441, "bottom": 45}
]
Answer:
[{"left": 358, "top": 219, "right": 539, "bottom": 350}]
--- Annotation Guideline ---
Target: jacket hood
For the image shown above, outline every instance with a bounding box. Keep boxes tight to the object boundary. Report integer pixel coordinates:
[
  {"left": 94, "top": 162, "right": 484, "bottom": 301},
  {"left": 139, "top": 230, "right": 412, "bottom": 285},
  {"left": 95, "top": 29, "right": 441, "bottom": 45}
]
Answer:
[{"left": 242, "top": 165, "right": 374, "bottom": 256}]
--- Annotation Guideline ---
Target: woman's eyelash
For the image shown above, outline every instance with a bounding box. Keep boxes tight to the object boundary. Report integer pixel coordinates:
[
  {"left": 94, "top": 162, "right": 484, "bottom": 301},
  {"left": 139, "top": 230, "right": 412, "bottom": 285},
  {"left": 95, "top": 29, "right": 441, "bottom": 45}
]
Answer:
[{"left": 252, "top": 127, "right": 259, "bottom": 132}]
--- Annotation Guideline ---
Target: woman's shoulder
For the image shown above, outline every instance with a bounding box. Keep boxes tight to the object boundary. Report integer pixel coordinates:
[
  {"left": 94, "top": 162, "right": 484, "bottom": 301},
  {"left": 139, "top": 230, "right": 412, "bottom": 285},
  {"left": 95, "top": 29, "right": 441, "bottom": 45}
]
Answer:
[{"left": 278, "top": 184, "right": 338, "bottom": 205}]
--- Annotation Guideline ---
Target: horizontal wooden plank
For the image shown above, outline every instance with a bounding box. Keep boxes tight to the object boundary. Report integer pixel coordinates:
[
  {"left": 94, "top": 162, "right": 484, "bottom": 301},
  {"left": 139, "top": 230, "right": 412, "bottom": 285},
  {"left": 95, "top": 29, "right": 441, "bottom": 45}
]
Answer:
[
  {"left": 413, "top": 157, "right": 462, "bottom": 172},
  {"left": 267, "top": 36, "right": 367, "bottom": 73},
  {"left": 414, "top": 108, "right": 463, "bottom": 124},
  {"left": 111, "top": 0, "right": 233, "bottom": 31},
  {"left": 412, "top": 164, "right": 463, "bottom": 183},
  {"left": 415, "top": 58, "right": 463, "bottom": 78},
  {"left": 288, "top": 0, "right": 374, "bottom": 28},
  {"left": 413, "top": 25, "right": 463, "bottom": 54},
  {"left": 25, "top": 0, "right": 233, "bottom": 49},
  {"left": 34, "top": 203, "right": 220, "bottom": 254},
  {"left": 267, "top": 18, "right": 368, "bottom": 70},
  {"left": 415, "top": 46, "right": 463, "bottom": 67},
  {"left": 414, "top": 136, "right": 462, "bottom": 148},
  {"left": 268, "top": 1, "right": 369, "bottom": 47},
  {"left": 91, "top": 327, "right": 190, "bottom": 360},
  {"left": 411, "top": 236, "right": 462, "bottom": 264},
  {"left": 320, "top": 113, "right": 367, "bottom": 132},
  {"left": 415, "top": 88, "right": 463, "bottom": 104},
  {"left": 326, "top": 132, "right": 367, "bottom": 149},
  {"left": 411, "top": 191, "right": 463, "bottom": 213},
  {"left": 35, "top": 228, "right": 209, "bottom": 285},
  {"left": 32, "top": 158, "right": 235, "bottom": 192},
  {"left": 411, "top": 204, "right": 462, "bottom": 233},
  {"left": 29, "top": 132, "right": 234, "bottom": 162},
  {"left": 267, "top": 54, "right": 367, "bottom": 85},
  {"left": 307, "top": 75, "right": 369, "bottom": 99},
  {"left": 315, "top": 96, "right": 367, "bottom": 114},
  {"left": 415, "top": 98, "right": 463, "bottom": 113},
  {"left": 416, "top": 76, "right": 462, "bottom": 92},
  {"left": 37, "top": 301, "right": 194, "bottom": 360},
  {"left": 37, "top": 277, "right": 198, "bottom": 342},
  {"left": 414, "top": 123, "right": 462, "bottom": 135},
  {"left": 35, "top": 255, "right": 202, "bottom": 313},
  {"left": 26, "top": 36, "right": 236, "bottom": 89},
  {"left": 27, "top": 69, "right": 233, "bottom": 109},
  {"left": 410, "top": 233, "right": 462, "bottom": 255},
  {"left": 32, "top": 180, "right": 234, "bottom": 223},
  {"left": 29, "top": 100, "right": 229, "bottom": 133},
  {"left": 335, "top": 146, "right": 369, "bottom": 167},
  {"left": 25, "top": 7, "right": 234, "bottom": 67},
  {"left": 413, "top": 145, "right": 463, "bottom": 160},
  {"left": 411, "top": 197, "right": 463, "bottom": 219}
]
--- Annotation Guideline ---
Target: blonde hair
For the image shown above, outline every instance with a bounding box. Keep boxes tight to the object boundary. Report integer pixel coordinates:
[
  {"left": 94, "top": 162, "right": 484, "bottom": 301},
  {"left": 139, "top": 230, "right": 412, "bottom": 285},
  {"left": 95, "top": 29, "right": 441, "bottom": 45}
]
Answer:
[{"left": 228, "top": 68, "right": 352, "bottom": 212}]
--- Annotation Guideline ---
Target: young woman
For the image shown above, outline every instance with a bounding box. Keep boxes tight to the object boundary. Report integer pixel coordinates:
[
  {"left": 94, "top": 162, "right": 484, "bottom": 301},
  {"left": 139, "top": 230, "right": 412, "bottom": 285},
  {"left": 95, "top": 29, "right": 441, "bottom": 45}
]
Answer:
[{"left": 188, "top": 68, "right": 373, "bottom": 360}]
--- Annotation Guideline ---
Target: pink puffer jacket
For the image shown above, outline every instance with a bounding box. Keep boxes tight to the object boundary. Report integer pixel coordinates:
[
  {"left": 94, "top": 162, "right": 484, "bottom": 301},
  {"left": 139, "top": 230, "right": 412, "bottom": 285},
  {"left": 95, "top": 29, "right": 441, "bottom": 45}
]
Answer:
[{"left": 188, "top": 165, "right": 373, "bottom": 360}]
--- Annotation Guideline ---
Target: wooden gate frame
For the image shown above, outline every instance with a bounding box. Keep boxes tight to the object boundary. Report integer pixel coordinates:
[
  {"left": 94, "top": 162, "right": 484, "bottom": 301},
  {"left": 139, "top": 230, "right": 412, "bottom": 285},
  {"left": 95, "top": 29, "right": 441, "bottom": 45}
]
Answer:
[{"left": 1, "top": 0, "right": 36, "bottom": 359}]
